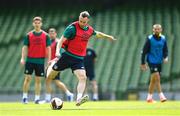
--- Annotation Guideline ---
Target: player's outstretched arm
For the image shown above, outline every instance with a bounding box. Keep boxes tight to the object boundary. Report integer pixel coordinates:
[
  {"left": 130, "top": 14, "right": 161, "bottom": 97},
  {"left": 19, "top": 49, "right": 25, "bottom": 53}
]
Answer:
[
  {"left": 55, "top": 35, "right": 67, "bottom": 57},
  {"left": 95, "top": 31, "right": 116, "bottom": 41},
  {"left": 20, "top": 45, "right": 28, "bottom": 65}
]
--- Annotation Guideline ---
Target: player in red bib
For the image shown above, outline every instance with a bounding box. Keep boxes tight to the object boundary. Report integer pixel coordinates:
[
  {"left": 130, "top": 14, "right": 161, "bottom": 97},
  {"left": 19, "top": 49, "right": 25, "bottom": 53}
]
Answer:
[
  {"left": 20, "top": 17, "right": 51, "bottom": 104},
  {"left": 46, "top": 11, "right": 116, "bottom": 106}
]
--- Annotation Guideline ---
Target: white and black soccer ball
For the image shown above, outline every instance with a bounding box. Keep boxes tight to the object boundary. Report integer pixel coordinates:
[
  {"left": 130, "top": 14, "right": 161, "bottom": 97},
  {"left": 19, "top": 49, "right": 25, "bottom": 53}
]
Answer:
[{"left": 50, "top": 97, "right": 63, "bottom": 110}]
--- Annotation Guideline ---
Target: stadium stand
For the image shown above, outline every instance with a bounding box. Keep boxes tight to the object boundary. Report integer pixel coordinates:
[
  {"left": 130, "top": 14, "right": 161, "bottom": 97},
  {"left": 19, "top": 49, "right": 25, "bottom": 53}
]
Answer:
[{"left": 0, "top": 6, "right": 180, "bottom": 99}]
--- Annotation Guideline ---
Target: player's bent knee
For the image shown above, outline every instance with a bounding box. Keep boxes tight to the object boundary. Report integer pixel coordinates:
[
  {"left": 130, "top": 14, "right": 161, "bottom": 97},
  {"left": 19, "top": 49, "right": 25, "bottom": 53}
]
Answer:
[
  {"left": 154, "top": 72, "right": 160, "bottom": 77},
  {"left": 47, "top": 70, "right": 59, "bottom": 79},
  {"left": 93, "top": 81, "right": 98, "bottom": 86},
  {"left": 75, "top": 72, "right": 87, "bottom": 80},
  {"left": 25, "top": 74, "right": 31, "bottom": 78},
  {"left": 35, "top": 77, "right": 41, "bottom": 84},
  {"left": 79, "top": 75, "right": 87, "bottom": 81},
  {"left": 74, "top": 70, "right": 87, "bottom": 80},
  {"left": 152, "top": 72, "right": 159, "bottom": 77},
  {"left": 24, "top": 76, "right": 32, "bottom": 83}
]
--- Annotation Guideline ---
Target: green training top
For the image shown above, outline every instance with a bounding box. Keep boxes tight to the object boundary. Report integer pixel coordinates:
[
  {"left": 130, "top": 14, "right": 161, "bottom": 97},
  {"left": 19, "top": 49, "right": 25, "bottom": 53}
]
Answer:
[{"left": 23, "top": 31, "right": 51, "bottom": 64}]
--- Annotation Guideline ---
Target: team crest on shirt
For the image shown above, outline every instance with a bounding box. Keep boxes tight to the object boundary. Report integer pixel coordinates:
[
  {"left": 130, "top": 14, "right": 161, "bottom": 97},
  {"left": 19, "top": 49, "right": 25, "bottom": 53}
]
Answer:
[
  {"left": 33, "top": 37, "right": 43, "bottom": 45},
  {"left": 81, "top": 33, "right": 89, "bottom": 41}
]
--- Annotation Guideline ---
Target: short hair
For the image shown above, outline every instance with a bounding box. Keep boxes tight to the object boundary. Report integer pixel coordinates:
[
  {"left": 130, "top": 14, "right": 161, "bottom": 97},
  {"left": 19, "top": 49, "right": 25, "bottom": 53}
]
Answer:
[
  {"left": 49, "top": 28, "right": 56, "bottom": 33},
  {"left": 79, "top": 11, "right": 90, "bottom": 19},
  {"left": 153, "top": 24, "right": 162, "bottom": 28},
  {"left": 33, "top": 16, "right": 42, "bottom": 22}
]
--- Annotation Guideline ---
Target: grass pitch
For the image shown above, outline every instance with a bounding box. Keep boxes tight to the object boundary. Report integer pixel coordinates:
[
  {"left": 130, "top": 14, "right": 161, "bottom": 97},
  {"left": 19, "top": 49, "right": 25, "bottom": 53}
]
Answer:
[{"left": 0, "top": 101, "right": 180, "bottom": 116}]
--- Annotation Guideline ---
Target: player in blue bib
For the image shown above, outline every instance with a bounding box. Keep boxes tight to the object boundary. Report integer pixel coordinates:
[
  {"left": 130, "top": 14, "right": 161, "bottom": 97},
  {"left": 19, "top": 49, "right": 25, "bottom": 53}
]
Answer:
[{"left": 141, "top": 24, "right": 168, "bottom": 103}]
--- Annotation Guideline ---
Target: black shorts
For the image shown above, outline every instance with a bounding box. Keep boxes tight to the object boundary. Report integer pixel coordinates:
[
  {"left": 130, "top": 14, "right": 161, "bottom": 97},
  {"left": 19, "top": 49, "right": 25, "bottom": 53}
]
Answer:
[
  {"left": 148, "top": 63, "right": 162, "bottom": 74},
  {"left": 24, "top": 62, "right": 44, "bottom": 77},
  {"left": 52, "top": 53, "right": 85, "bottom": 72},
  {"left": 85, "top": 68, "right": 95, "bottom": 81}
]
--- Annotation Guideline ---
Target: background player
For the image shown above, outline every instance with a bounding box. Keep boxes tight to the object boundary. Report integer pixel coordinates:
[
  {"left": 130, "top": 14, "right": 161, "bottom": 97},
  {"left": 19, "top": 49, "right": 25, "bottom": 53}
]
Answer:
[
  {"left": 141, "top": 24, "right": 168, "bottom": 103},
  {"left": 20, "top": 17, "right": 51, "bottom": 104},
  {"left": 45, "top": 28, "right": 74, "bottom": 102},
  {"left": 84, "top": 46, "right": 99, "bottom": 101}
]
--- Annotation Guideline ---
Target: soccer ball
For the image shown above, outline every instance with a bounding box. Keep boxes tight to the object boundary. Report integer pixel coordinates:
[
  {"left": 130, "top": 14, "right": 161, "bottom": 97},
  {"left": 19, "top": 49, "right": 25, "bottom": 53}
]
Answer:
[{"left": 50, "top": 97, "right": 63, "bottom": 110}]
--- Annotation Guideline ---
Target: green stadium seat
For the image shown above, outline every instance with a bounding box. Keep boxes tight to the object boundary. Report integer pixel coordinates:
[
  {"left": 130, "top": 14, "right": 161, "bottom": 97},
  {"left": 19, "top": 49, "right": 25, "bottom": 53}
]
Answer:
[{"left": 0, "top": 7, "right": 180, "bottom": 97}]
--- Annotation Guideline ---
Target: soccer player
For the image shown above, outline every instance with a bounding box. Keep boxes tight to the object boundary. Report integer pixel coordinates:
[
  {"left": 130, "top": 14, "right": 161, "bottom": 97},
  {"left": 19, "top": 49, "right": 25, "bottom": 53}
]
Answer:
[
  {"left": 20, "top": 17, "right": 51, "bottom": 104},
  {"left": 46, "top": 11, "right": 116, "bottom": 106},
  {"left": 45, "top": 28, "right": 74, "bottom": 102},
  {"left": 141, "top": 24, "right": 168, "bottom": 103},
  {"left": 84, "top": 46, "right": 99, "bottom": 101}
]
